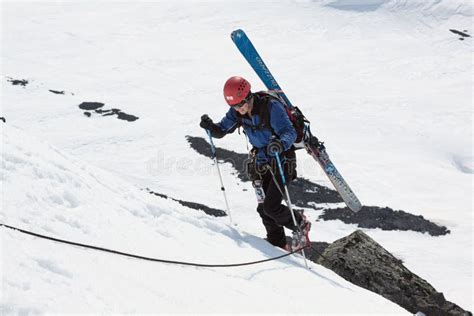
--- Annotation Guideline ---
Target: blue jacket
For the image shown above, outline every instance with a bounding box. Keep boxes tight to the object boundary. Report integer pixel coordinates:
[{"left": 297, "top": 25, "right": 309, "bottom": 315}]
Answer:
[{"left": 216, "top": 95, "right": 297, "bottom": 164}]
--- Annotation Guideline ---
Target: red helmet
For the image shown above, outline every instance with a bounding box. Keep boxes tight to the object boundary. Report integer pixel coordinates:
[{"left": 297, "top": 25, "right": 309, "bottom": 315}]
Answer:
[{"left": 223, "top": 76, "right": 251, "bottom": 106}]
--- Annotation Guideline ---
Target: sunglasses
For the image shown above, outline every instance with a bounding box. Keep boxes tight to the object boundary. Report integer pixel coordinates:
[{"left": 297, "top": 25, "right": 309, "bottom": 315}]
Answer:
[{"left": 231, "top": 93, "right": 253, "bottom": 109}]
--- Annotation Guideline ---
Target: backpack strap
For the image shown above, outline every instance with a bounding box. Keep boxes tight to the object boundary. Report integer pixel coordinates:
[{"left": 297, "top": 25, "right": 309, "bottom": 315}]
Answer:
[
  {"left": 253, "top": 92, "right": 273, "bottom": 132},
  {"left": 235, "top": 91, "right": 272, "bottom": 132}
]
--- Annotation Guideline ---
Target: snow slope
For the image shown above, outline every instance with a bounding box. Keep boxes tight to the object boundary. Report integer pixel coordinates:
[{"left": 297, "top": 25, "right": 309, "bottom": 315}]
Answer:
[
  {"left": 2, "top": 0, "right": 472, "bottom": 313},
  {"left": 320, "top": 0, "right": 472, "bottom": 17},
  {"left": 1, "top": 125, "right": 406, "bottom": 314}
]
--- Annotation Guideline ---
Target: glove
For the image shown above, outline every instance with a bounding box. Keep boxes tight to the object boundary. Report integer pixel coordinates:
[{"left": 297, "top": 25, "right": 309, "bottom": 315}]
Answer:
[
  {"left": 200, "top": 114, "right": 214, "bottom": 130},
  {"left": 267, "top": 137, "right": 284, "bottom": 156}
]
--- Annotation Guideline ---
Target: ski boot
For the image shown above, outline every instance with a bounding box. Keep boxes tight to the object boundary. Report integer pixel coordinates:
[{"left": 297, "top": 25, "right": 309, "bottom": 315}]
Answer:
[{"left": 290, "top": 212, "right": 311, "bottom": 256}]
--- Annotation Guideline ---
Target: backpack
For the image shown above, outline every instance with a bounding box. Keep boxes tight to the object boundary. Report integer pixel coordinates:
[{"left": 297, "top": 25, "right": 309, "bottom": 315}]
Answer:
[{"left": 236, "top": 91, "right": 307, "bottom": 143}]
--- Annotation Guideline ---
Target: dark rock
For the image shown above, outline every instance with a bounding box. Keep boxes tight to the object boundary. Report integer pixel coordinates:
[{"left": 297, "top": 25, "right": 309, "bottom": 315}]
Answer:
[
  {"left": 147, "top": 189, "right": 226, "bottom": 217},
  {"left": 0, "top": 117, "right": 5, "bottom": 123},
  {"left": 83, "top": 112, "right": 91, "bottom": 117},
  {"left": 290, "top": 177, "right": 342, "bottom": 205},
  {"left": 319, "top": 206, "right": 449, "bottom": 236},
  {"left": 7, "top": 78, "right": 28, "bottom": 86},
  {"left": 49, "top": 89, "right": 65, "bottom": 95},
  {"left": 308, "top": 241, "right": 330, "bottom": 262},
  {"left": 449, "top": 29, "right": 471, "bottom": 38},
  {"left": 116, "top": 111, "right": 139, "bottom": 122},
  {"left": 79, "top": 102, "right": 105, "bottom": 110},
  {"left": 84, "top": 106, "right": 139, "bottom": 122},
  {"left": 316, "top": 230, "right": 470, "bottom": 315}
]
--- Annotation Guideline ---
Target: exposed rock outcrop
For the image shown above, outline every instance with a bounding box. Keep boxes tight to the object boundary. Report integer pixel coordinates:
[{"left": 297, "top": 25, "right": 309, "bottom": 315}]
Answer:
[
  {"left": 320, "top": 206, "right": 449, "bottom": 236},
  {"left": 7, "top": 77, "right": 29, "bottom": 86},
  {"left": 316, "top": 230, "right": 470, "bottom": 315},
  {"left": 78, "top": 102, "right": 139, "bottom": 122},
  {"left": 147, "top": 189, "right": 226, "bottom": 217}
]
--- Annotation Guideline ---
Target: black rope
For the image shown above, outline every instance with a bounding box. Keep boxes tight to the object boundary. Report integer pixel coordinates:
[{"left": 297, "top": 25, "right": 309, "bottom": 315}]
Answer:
[{"left": 0, "top": 223, "right": 304, "bottom": 268}]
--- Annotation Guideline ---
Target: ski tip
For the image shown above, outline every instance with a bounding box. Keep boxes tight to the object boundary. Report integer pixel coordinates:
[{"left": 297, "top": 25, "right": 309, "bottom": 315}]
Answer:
[{"left": 231, "top": 29, "right": 244, "bottom": 39}]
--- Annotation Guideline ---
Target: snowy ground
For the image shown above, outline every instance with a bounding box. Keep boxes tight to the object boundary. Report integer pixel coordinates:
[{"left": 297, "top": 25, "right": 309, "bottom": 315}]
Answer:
[{"left": 1, "top": 0, "right": 472, "bottom": 313}]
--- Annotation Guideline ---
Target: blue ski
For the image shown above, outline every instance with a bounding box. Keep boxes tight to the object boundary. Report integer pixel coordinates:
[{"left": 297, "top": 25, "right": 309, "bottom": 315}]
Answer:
[
  {"left": 231, "top": 29, "right": 293, "bottom": 108},
  {"left": 231, "top": 29, "right": 362, "bottom": 212}
]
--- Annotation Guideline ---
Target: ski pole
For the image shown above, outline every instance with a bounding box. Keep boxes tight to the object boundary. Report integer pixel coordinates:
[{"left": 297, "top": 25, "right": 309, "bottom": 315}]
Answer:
[
  {"left": 206, "top": 130, "right": 234, "bottom": 225},
  {"left": 274, "top": 154, "right": 298, "bottom": 228},
  {"left": 273, "top": 151, "right": 309, "bottom": 269}
]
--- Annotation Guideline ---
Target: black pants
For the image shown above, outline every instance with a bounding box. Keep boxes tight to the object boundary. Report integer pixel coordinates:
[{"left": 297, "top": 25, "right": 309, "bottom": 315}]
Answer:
[{"left": 255, "top": 150, "right": 302, "bottom": 248}]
